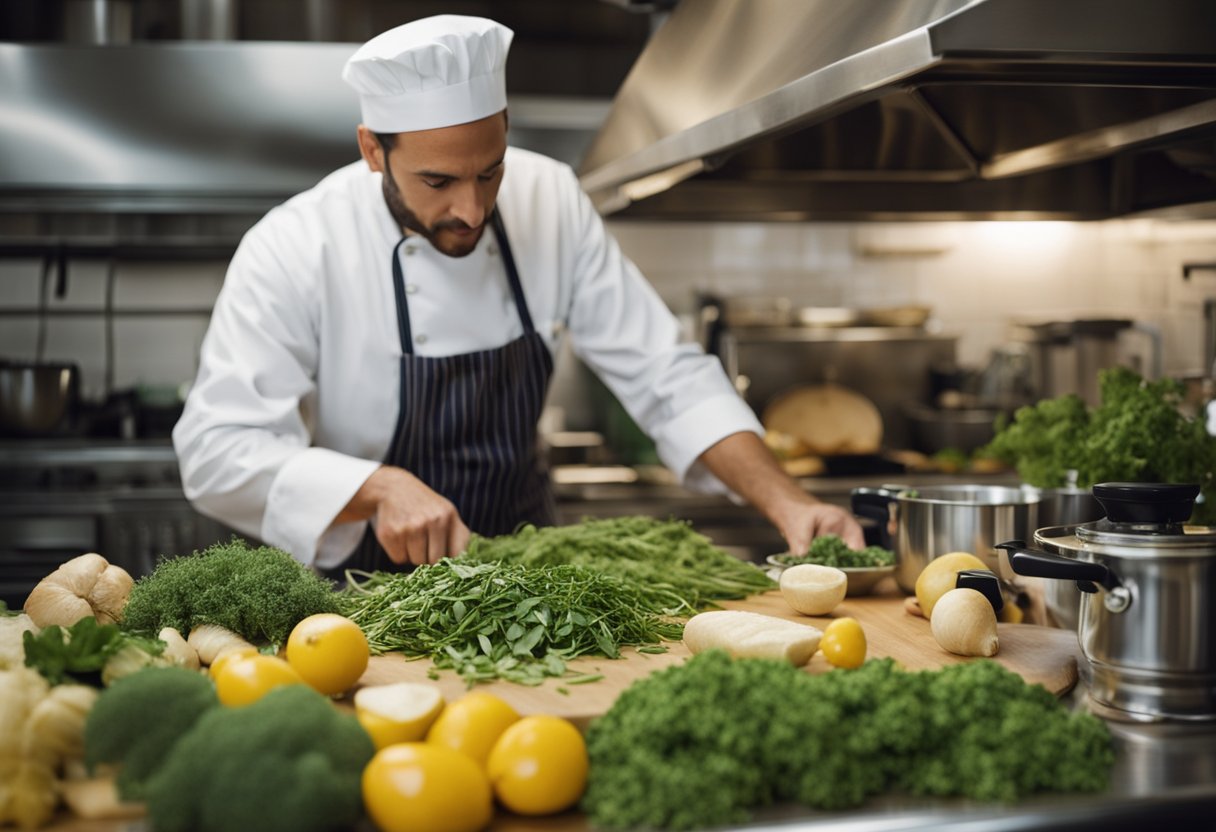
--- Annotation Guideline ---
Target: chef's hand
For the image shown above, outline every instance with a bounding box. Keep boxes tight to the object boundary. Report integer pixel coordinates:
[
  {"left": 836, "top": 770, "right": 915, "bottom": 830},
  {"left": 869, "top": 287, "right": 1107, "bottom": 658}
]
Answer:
[
  {"left": 337, "top": 466, "right": 471, "bottom": 565},
  {"left": 778, "top": 501, "right": 866, "bottom": 557}
]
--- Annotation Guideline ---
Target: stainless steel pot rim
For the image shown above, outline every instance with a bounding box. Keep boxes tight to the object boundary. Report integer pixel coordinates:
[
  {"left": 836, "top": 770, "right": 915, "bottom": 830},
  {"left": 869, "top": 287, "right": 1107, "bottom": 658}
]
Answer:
[
  {"left": 1037, "top": 524, "right": 1216, "bottom": 557},
  {"left": 893, "top": 484, "right": 1041, "bottom": 506}
]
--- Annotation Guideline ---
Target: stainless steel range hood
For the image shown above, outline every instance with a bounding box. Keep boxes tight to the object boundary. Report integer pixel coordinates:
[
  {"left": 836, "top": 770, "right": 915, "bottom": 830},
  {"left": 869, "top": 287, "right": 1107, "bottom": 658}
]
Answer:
[
  {"left": 0, "top": 41, "right": 609, "bottom": 219},
  {"left": 579, "top": 0, "right": 1216, "bottom": 221}
]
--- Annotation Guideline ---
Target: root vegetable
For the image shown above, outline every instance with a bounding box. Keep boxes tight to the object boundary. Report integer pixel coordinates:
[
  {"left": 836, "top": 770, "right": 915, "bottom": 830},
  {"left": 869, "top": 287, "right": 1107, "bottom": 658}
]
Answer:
[
  {"left": 187, "top": 625, "right": 257, "bottom": 665},
  {"left": 931, "top": 588, "right": 1000, "bottom": 657},
  {"left": 683, "top": 610, "right": 822, "bottom": 667},
  {"left": 23, "top": 554, "right": 134, "bottom": 628},
  {"left": 158, "top": 628, "right": 199, "bottom": 670}
]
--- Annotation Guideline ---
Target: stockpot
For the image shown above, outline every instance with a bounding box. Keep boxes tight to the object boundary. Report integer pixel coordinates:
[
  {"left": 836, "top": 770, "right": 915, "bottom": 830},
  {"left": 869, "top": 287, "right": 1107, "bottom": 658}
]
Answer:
[
  {"left": 1036, "top": 486, "right": 1105, "bottom": 630},
  {"left": 999, "top": 483, "right": 1216, "bottom": 722},
  {"left": 852, "top": 484, "right": 1041, "bottom": 593}
]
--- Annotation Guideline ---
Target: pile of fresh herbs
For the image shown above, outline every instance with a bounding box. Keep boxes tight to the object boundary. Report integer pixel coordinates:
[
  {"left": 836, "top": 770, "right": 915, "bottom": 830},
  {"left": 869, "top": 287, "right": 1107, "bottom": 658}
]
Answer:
[
  {"left": 340, "top": 559, "right": 683, "bottom": 686},
  {"left": 984, "top": 367, "right": 1216, "bottom": 522},
  {"left": 120, "top": 539, "right": 340, "bottom": 645},
  {"left": 774, "top": 533, "right": 895, "bottom": 568},
  {"left": 583, "top": 652, "right": 1114, "bottom": 830},
  {"left": 460, "top": 515, "right": 775, "bottom": 614}
]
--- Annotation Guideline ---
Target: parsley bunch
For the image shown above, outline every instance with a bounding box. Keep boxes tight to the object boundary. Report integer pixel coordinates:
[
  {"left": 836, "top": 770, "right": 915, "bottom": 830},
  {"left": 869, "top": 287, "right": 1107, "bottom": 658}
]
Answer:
[
  {"left": 583, "top": 653, "right": 1113, "bottom": 830},
  {"left": 984, "top": 367, "right": 1216, "bottom": 522},
  {"left": 775, "top": 534, "right": 895, "bottom": 568}
]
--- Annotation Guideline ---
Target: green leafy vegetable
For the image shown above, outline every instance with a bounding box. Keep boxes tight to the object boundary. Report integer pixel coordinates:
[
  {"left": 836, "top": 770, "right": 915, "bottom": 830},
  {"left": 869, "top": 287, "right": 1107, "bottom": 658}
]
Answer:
[
  {"left": 340, "top": 559, "right": 683, "bottom": 686},
  {"left": 775, "top": 534, "right": 895, "bottom": 568},
  {"left": 84, "top": 666, "right": 220, "bottom": 799},
  {"left": 120, "top": 539, "right": 340, "bottom": 645},
  {"left": 460, "top": 516, "right": 775, "bottom": 613},
  {"left": 143, "top": 684, "right": 374, "bottom": 832},
  {"left": 583, "top": 652, "right": 1113, "bottom": 830},
  {"left": 984, "top": 367, "right": 1216, "bottom": 522},
  {"left": 23, "top": 617, "right": 162, "bottom": 686}
]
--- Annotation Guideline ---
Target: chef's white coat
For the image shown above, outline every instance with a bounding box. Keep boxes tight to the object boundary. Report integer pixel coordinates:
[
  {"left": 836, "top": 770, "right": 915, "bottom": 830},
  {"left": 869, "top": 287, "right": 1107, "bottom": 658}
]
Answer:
[{"left": 173, "top": 147, "right": 763, "bottom": 568}]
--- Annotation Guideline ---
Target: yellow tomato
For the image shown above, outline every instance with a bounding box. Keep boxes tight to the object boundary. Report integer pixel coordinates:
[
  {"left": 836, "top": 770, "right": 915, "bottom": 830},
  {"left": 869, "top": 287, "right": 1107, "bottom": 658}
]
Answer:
[
  {"left": 207, "top": 645, "right": 259, "bottom": 680},
  {"left": 820, "top": 617, "right": 867, "bottom": 669},
  {"left": 362, "top": 743, "right": 492, "bottom": 832},
  {"left": 213, "top": 654, "right": 303, "bottom": 707},
  {"left": 426, "top": 691, "right": 520, "bottom": 767},
  {"left": 486, "top": 715, "right": 588, "bottom": 816},
  {"left": 285, "top": 613, "right": 369, "bottom": 696}
]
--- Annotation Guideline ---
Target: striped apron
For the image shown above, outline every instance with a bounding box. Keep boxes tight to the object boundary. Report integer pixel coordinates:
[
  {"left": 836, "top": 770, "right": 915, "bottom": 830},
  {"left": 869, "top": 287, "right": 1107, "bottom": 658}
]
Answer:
[{"left": 338, "top": 211, "right": 557, "bottom": 575}]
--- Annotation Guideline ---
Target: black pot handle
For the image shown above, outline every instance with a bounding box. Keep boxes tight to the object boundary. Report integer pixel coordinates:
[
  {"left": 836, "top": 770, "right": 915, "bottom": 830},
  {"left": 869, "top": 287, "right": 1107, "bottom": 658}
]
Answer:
[
  {"left": 851, "top": 487, "right": 897, "bottom": 550},
  {"left": 995, "top": 540, "right": 1120, "bottom": 594}
]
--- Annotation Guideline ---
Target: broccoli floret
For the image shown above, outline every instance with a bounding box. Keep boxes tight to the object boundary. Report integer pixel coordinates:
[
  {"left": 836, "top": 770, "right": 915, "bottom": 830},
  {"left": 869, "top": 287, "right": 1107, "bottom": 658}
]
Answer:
[
  {"left": 143, "top": 684, "right": 375, "bottom": 832},
  {"left": 121, "top": 539, "right": 340, "bottom": 645},
  {"left": 84, "top": 666, "right": 219, "bottom": 799}
]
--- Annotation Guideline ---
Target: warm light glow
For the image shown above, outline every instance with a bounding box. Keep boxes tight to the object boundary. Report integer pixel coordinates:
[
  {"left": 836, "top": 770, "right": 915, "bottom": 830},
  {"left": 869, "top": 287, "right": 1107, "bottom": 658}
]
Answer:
[{"left": 971, "top": 221, "right": 1075, "bottom": 253}]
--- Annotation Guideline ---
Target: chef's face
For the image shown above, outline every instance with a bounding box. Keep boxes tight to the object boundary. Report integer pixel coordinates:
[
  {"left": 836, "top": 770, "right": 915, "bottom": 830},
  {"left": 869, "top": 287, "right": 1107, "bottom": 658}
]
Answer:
[{"left": 357, "top": 112, "right": 508, "bottom": 258}]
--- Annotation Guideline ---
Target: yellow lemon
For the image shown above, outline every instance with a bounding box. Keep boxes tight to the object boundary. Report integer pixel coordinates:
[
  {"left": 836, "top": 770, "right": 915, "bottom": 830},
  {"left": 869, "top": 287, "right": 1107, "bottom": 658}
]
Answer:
[
  {"left": 487, "top": 715, "right": 588, "bottom": 816},
  {"left": 285, "top": 613, "right": 370, "bottom": 697},
  {"left": 213, "top": 654, "right": 303, "bottom": 707},
  {"left": 426, "top": 691, "right": 520, "bottom": 767},
  {"left": 819, "top": 617, "right": 867, "bottom": 669},
  {"left": 362, "top": 743, "right": 492, "bottom": 832},
  {"left": 915, "top": 552, "right": 989, "bottom": 619},
  {"left": 207, "top": 645, "right": 260, "bottom": 680},
  {"left": 355, "top": 682, "right": 445, "bottom": 750}
]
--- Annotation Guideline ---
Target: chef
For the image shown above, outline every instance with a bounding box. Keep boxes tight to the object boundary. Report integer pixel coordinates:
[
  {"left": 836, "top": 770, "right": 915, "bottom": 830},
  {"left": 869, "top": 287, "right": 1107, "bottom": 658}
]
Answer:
[{"left": 173, "top": 15, "right": 864, "bottom": 576}]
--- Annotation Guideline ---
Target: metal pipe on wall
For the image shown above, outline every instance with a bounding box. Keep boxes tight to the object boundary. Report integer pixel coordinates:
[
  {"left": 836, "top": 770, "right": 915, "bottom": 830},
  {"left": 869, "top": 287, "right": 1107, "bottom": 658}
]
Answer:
[
  {"left": 181, "top": 0, "right": 237, "bottom": 40},
  {"left": 62, "top": 0, "right": 132, "bottom": 44}
]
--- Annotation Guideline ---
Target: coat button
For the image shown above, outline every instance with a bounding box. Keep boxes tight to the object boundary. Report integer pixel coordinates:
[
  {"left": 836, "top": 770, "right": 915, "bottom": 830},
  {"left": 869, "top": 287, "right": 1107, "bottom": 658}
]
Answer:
[
  {"left": 415, "top": 333, "right": 428, "bottom": 345},
  {"left": 405, "top": 284, "right": 419, "bottom": 295},
  {"left": 487, "top": 243, "right": 499, "bottom": 256},
  {"left": 404, "top": 245, "right": 417, "bottom": 255}
]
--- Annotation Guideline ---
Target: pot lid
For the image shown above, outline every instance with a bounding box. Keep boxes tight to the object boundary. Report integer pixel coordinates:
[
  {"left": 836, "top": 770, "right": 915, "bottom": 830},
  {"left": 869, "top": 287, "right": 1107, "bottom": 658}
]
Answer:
[{"left": 1046, "top": 482, "right": 1216, "bottom": 555}]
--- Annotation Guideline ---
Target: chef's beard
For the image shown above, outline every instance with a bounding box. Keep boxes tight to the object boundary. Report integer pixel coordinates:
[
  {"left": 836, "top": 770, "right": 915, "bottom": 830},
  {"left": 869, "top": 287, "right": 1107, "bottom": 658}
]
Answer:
[{"left": 380, "top": 166, "right": 486, "bottom": 258}]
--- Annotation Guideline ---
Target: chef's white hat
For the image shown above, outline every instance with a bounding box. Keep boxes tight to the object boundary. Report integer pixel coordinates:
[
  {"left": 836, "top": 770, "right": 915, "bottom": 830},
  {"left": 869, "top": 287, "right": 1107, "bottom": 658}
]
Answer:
[{"left": 342, "top": 15, "right": 513, "bottom": 133}]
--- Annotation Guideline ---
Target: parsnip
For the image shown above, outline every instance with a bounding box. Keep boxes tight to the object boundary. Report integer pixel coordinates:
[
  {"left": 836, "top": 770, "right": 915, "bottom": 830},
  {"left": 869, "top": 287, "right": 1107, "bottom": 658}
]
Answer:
[{"left": 683, "top": 610, "right": 822, "bottom": 667}]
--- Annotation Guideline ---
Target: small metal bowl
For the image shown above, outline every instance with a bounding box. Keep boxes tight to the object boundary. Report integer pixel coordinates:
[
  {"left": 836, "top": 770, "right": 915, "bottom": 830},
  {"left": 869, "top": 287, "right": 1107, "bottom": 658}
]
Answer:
[{"left": 765, "top": 555, "right": 896, "bottom": 597}]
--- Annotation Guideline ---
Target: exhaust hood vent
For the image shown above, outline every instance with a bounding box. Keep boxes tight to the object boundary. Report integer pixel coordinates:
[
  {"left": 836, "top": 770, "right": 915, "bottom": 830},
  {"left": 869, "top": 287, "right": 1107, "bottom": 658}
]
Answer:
[{"left": 579, "top": 0, "right": 1216, "bottom": 221}]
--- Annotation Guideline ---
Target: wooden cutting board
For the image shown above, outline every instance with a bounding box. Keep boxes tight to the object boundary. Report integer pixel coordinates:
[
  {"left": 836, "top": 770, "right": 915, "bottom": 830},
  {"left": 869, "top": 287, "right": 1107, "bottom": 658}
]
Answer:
[{"left": 356, "top": 580, "right": 1081, "bottom": 728}]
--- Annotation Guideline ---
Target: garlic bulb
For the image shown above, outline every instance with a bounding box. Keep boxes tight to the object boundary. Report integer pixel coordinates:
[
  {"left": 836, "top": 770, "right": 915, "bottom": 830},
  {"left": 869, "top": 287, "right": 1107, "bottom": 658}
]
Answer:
[
  {"left": 23, "top": 554, "right": 134, "bottom": 628},
  {"left": 930, "top": 588, "right": 1000, "bottom": 657},
  {"left": 187, "top": 624, "right": 256, "bottom": 665},
  {"left": 158, "top": 627, "right": 200, "bottom": 670}
]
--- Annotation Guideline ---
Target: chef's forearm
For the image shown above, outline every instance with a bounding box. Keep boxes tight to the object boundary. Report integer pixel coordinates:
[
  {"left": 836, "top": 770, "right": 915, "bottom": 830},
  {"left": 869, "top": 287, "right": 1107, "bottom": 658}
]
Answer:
[{"left": 696, "top": 431, "right": 819, "bottom": 529}]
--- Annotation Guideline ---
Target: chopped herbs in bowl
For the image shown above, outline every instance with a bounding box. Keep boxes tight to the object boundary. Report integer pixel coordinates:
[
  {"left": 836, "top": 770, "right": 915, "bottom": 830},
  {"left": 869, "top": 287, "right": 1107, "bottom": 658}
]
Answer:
[{"left": 766, "top": 535, "right": 896, "bottom": 596}]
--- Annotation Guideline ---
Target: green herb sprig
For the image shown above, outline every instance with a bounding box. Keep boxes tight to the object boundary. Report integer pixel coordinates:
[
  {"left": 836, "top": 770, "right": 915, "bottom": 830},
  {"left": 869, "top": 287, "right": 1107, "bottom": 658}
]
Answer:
[
  {"left": 340, "top": 560, "right": 683, "bottom": 686},
  {"left": 461, "top": 516, "right": 775, "bottom": 613},
  {"left": 24, "top": 617, "right": 163, "bottom": 686}
]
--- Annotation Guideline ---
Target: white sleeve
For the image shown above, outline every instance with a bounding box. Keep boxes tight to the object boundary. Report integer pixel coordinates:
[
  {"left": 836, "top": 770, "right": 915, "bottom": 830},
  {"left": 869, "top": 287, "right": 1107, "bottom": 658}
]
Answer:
[
  {"left": 172, "top": 223, "right": 380, "bottom": 566},
  {"left": 562, "top": 171, "right": 763, "bottom": 489}
]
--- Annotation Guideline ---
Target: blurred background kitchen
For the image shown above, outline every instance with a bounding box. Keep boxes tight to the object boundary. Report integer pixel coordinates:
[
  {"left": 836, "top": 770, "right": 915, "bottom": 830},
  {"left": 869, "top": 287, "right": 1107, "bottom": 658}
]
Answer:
[{"left": 3, "top": 0, "right": 1216, "bottom": 606}]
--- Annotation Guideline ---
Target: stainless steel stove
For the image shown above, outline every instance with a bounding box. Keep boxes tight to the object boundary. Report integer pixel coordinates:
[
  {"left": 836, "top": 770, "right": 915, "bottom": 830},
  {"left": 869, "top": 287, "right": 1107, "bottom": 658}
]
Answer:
[{"left": 0, "top": 440, "right": 241, "bottom": 609}]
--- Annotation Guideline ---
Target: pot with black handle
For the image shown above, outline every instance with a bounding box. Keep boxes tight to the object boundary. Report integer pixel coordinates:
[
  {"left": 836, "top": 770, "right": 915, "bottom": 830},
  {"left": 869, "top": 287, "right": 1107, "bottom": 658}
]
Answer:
[
  {"left": 998, "top": 482, "right": 1216, "bottom": 722},
  {"left": 852, "top": 483, "right": 1041, "bottom": 594}
]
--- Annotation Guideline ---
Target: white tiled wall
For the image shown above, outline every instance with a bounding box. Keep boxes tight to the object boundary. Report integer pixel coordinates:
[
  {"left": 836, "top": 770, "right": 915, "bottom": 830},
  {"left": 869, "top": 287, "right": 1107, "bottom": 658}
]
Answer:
[
  {"left": 2, "top": 219, "right": 1215, "bottom": 406},
  {"left": 608, "top": 219, "right": 1216, "bottom": 374}
]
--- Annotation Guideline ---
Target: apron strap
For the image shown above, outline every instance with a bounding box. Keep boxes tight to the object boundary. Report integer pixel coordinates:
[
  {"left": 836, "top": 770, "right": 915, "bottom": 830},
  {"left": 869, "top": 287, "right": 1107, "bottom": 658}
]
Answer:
[
  {"left": 491, "top": 211, "right": 537, "bottom": 335},
  {"left": 388, "top": 236, "right": 413, "bottom": 355}
]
